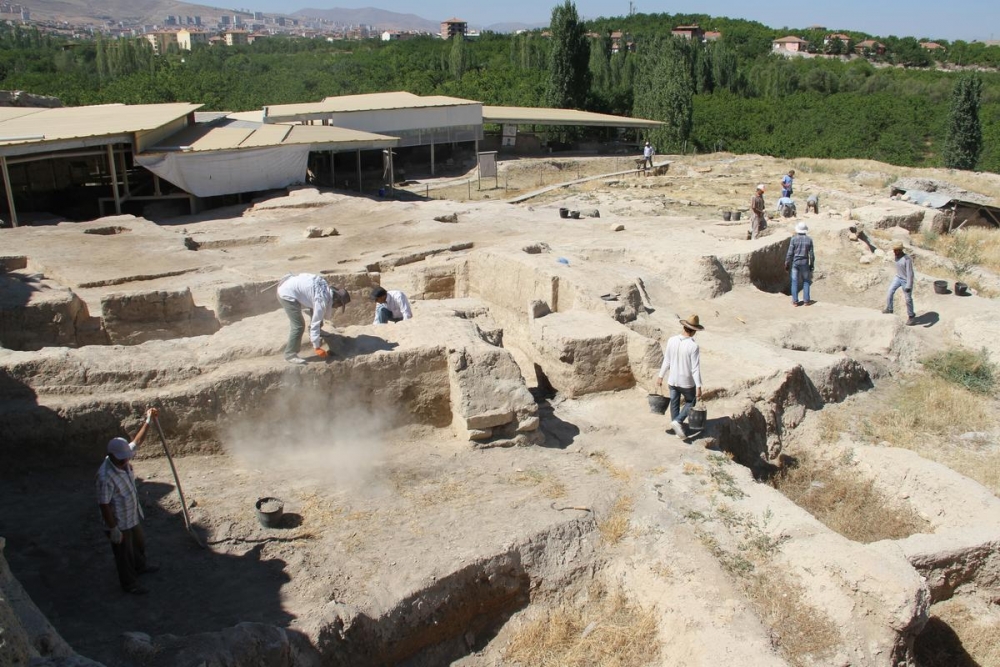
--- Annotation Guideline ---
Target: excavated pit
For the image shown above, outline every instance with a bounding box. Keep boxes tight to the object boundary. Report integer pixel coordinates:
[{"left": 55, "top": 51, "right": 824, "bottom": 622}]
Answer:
[{"left": 4, "top": 167, "right": 1000, "bottom": 666}]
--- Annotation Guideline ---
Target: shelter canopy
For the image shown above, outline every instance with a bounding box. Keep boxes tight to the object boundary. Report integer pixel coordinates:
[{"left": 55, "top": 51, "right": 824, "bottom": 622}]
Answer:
[{"left": 482, "top": 106, "right": 662, "bottom": 129}]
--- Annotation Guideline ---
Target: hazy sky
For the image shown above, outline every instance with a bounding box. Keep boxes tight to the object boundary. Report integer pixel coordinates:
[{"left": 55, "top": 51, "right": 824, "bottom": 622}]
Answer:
[{"left": 245, "top": 0, "right": 999, "bottom": 42}]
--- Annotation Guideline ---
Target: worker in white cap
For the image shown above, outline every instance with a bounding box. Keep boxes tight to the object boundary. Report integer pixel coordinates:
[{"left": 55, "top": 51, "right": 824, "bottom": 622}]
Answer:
[
  {"left": 96, "top": 407, "right": 159, "bottom": 595},
  {"left": 785, "top": 222, "right": 815, "bottom": 306},
  {"left": 750, "top": 184, "right": 767, "bottom": 239},
  {"left": 642, "top": 141, "right": 655, "bottom": 170}
]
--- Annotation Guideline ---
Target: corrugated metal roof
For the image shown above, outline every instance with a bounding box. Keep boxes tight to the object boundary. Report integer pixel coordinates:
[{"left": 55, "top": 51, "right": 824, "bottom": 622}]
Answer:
[
  {"left": 265, "top": 92, "right": 480, "bottom": 120},
  {"left": 482, "top": 106, "right": 663, "bottom": 128},
  {"left": 146, "top": 122, "right": 398, "bottom": 153},
  {"left": 900, "top": 189, "right": 960, "bottom": 209},
  {"left": 0, "top": 103, "right": 202, "bottom": 147}
]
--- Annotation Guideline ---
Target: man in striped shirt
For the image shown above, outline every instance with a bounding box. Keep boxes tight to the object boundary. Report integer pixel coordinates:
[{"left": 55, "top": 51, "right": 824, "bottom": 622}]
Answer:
[{"left": 96, "top": 407, "right": 159, "bottom": 595}]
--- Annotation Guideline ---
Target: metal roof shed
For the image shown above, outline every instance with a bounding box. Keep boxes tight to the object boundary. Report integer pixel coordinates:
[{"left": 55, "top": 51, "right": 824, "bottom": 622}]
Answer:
[
  {"left": 137, "top": 120, "right": 398, "bottom": 198},
  {"left": 482, "top": 106, "right": 662, "bottom": 129},
  {"left": 263, "top": 92, "right": 483, "bottom": 148},
  {"left": 0, "top": 103, "right": 201, "bottom": 226}
]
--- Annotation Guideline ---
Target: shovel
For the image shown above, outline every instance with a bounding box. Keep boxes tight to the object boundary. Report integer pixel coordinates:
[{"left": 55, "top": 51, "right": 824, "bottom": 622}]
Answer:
[{"left": 153, "top": 415, "right": 206, "bottom": 549}]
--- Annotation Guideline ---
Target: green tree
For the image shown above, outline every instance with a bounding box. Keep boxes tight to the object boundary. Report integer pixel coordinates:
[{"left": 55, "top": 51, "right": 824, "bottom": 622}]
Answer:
[
  {"left": 634, "top": 36, "right": 694, "bottom": 151},
  {"left": 546, "top": 0, "right": 591, "bottom": 109},
  {"left": 944, "top": 73, "right": 983, "bottom": 170},
  {"left": 449, "top": 35, "right": 466, "bottom": 80}
]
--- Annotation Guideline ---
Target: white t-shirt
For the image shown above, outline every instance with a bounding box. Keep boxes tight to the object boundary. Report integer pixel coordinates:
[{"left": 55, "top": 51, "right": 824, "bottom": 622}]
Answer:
[{"left": 657, "top": 334, "right": 702, "bottom": 388}]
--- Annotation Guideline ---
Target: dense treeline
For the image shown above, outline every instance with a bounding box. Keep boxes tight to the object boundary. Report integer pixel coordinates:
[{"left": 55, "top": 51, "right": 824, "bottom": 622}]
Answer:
[{"left": 0, "top": 15, "right": 997, "bottom": 173}]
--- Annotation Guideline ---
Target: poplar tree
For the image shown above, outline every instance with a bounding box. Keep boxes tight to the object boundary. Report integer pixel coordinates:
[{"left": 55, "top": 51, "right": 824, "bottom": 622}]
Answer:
[
  {"left": 546, "top": 1, "right": 590, "bottom": 109},
  {"left": 944, "top": 73, "right": 983, "bottom": 170},
  {"left": 633, "top": 36, "right": 694, "bottom": 151}
]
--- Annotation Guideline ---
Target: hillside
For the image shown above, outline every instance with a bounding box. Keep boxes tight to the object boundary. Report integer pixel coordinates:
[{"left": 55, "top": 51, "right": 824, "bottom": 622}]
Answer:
[{"left": 291, "top": 7, "right": 439, "bottom": 31}]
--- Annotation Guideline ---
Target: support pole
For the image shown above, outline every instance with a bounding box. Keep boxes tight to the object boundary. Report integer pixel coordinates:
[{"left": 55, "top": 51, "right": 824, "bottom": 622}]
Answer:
[
  {"left": 388, "top": 150, "right": 394, "bottom": 194},
  {"left": 1, "top": 155, "right": 18, "bottom": 227},
  {"left": 118, "top": 148, "right": 131, "bottom": 197},
  {"left": 356, "top": 150, "right": 362, "bottom": 194},
  {"left": 154, "top": 174, "right": 162, "bottom": 196},
  {"left": 107, "top": 144, "right": 121, "bottom": 215},
  {"left": 329, "top": 150, "right": 335, "bottom": 187},
  {"left": 431, "top": 142, "right": 435, "bottom": 176}
]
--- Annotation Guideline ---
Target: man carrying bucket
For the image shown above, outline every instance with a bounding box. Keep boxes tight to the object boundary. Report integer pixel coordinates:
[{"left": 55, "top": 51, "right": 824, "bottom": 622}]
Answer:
[{"left": 655, "top": 315, "right": 704, "bottom": 441}]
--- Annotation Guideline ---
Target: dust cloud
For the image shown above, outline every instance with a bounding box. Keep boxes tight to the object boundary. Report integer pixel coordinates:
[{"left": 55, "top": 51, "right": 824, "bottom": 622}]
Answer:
[{"left": 221, "top": 377, "right": 395, "bottom": 492}]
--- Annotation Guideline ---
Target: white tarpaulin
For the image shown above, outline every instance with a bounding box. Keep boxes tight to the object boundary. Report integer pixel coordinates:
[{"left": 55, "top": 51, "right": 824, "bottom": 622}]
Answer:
[{"left": 136, "top": 145, "right": 311, "bottom": 198}]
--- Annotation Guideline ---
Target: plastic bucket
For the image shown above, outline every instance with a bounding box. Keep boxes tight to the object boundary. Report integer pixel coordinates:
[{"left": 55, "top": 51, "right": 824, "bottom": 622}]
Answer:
[
  {"left": 255, "top": 497, "right": 284, "bottom": 528},
  {"left": 733, "top": 211, "right": 742, "bottom": 221},
  {"left": 559, "top": 208, "right": 569, "bottom": 218},
  {"left": 955, "top": 282, "right": 969, "bottom": 296},
  {"left": 570, "top": 211, "right": 581, "bottom": 219},
  {"left": 934, "top": 280, "right": 949, "bottom": 294},
  {"left": 647, "top": 394, "right": 669, "bottom": 415},
  {"left": 688, "top": 405, "right": 707, "bottom": 430},
  {"left": 723, "top": 211, "right": 732, "bottom": 221}
]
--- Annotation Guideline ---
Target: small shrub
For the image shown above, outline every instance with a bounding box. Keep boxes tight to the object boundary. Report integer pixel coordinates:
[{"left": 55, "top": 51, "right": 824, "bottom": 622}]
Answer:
[
  {"left": 943, "top": 233, "right": 983, "bottom": 276},
  {"left": 922, "top": 347, "right": 997, "bottom": 395}
]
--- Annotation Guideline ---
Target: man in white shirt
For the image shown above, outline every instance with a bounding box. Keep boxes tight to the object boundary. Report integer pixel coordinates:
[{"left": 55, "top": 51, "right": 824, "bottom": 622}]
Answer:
[
  {"left": 370, "top": 287, "right": 413, "bottom": 324},
  {"left": 655, "top": 315, "right": 705, "bottom": 441},
  {"left": 96, "top": 407, "right": 159, "bottom": 595},
  {"left": 276, "top": 273, "right": 350, "bottom": 364},
  {"left": 642, "top": 141, "right": 655, "bottom": 170}
]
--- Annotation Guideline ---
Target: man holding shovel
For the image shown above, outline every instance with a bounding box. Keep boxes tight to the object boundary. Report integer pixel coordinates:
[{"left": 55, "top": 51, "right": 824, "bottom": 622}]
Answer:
[
  {"left": 96, "top": 407, "right": 159, "bottom": 595},
  {"left": 655, "top": 315, "right": 705, "bottom": 441}
]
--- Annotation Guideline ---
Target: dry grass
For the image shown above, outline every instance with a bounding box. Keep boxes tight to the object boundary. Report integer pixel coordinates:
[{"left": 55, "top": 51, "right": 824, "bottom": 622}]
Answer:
[
  {"left": 921, "top": 598, "right": 1000, "bottom": 667},
  {"left": 588, "top": 450, "right": 633, "bottom": 482},
  {"left": 773, "top": 451, "right": 929, "bottom": 542},
  {"left": 743, "top": 573, "right": 842, "bottom": 666},
  {"left": 597, "top": 494, "right": 634, "bottom": 545},
  {"left": 504, "top": 469, "right": 568, "bottom": 499},
  {"left": 503, "top": 584, "right": 661, "bottom": 667}
]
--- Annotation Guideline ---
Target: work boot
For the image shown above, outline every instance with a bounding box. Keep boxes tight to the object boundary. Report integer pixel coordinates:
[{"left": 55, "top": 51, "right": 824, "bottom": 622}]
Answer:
[
  {"left": 881, "top": 308, "right": 893, "bottom": 315},
  {"left": 906, "top": 316, "right": 918, "bottom": 326}
]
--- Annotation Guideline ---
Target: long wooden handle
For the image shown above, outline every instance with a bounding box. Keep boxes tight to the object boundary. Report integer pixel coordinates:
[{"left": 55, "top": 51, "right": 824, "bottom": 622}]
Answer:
[{"left": 153, "top": 416, "right": 205, "bottom": 549}]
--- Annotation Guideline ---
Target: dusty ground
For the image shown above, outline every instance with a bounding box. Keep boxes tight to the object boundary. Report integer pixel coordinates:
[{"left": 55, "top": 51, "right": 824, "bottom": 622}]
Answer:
[{"left": 3, "top": 152, "right": 1000, "bottom": 667}]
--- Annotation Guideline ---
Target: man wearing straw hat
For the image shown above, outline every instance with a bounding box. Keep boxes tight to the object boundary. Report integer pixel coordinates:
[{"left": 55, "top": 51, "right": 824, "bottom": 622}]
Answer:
[
  {"left": 884, "top": 240, "right": 917, "bottom": 325},
  {"left": 655, "top": 315, "right": 704, "bottom": 441}
]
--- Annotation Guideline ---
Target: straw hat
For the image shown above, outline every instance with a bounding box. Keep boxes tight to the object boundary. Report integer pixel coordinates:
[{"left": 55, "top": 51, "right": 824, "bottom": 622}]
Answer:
[
  {"left": 892, "top": 240, "right": 905, "bottom": 251},
  {"left": 680, "top": 314, "right": 704, "bottom": 331}
]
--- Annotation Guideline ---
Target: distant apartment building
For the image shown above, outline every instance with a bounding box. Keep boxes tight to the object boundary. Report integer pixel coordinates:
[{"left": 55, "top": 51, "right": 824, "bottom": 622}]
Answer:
[
  {"left": 671, "top": 24, "right": 704, "bottom": 40},
  {"left": 144, "top": 30, "right": 177, "bottom": 55},
  {"left": 772, "top": 35, "right": 809, "bottom": 53},
  {"left": 254, "top": 12, "right": 263, "bottom": 20},
  {"left": 233, "top": 15, "right": 243, "bottom": 26},
  {"left": 224, "top": 30, "right": 248, "bottom": 46},
  {"left": 19, "top": 7, "right": 28, "bottom": 20},
  {"left": 165, "top": 15, "right": 177, "bottom": 26},
  {"left": 440, "top": 17, "right": 467, "bottom": 40},
  {"left": 220, "top": 15, "right": 231, "bottom": 26},
  {"left": 276, "top": 17, "right": 285, "bottom": 27},
  {"left": 177, "top": 28, "right": 209, "bottom": 50}
]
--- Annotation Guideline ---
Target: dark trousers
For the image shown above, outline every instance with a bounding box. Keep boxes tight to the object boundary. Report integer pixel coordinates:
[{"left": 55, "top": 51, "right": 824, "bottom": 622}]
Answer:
[
  {"left": 108, "top": 523, "right": 147, "bottom": 591},
  {"left": 669, "top": 385, "right": 697, "bottom": 424},
  {"left": 375, "top": 304, "right": 402, "bottom": 324}
]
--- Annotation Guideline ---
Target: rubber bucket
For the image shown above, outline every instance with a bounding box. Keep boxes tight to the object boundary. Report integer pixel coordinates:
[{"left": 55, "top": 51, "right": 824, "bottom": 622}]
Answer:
[
  {"left": 688, "top": 405, "right": 707, "bottom": 431},
  {"left": 733, "top": 211, "right": 742, "bottom": 221},
  {"left": 934, "top": 280, "right": 949, "bottom": 294},
  {"left": 722, "top": 211, "right": 732, "bottom": 221},
  {"left": 955, "top": 282, "right": 969, "bottom": 296},
  {"left": 570, "top": 211, "right": 581, "bottom": 219},
  {"left": 559, "top": 208, "right": 569, "bottom": 219},
  {"left": 255, "top": 497, "right": 284, "bottom": 528},
  {"left": 647, "top": 393, "right": 669, "bottom": 415}
]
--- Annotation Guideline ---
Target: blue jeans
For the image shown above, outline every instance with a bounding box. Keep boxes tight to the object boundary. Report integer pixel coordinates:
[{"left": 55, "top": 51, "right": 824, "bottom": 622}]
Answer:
[
  {"left": 669, "top": 385, "right": 697, "bottom": 424},
  {"left": 375, "top": 304, "right": 402, "bottom": 324},
  {"left": 791, "top": 263, "right": 811, "bottom": 304},
  {"left": 886, "top": 276, "right": 915, "bottom": 317}
]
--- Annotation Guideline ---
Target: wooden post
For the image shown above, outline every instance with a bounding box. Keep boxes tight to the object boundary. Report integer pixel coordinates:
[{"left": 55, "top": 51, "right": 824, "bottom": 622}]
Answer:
[
  {"left": 107, "top": 144, "right": 121, "bottom": 215},
  {"left": 153, "top": 174, "right": 162, "bottom": 196},
  {"left": 431, "top": 141, "right": 435, "bottom": 176},
  {"left": 118, "top": 148, "right": 131, "bottom": 197},
  {"left": 1, "top": 155, "right": 18, "bottom": 227},
  {"left": 356, "top": 150, "right": 362, "bottom": 194}
]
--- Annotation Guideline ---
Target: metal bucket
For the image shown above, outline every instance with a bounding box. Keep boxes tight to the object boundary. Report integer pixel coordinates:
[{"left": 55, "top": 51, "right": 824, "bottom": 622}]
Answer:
[
  {"left": 255, "top": 497, "right": 284, "bottom": 528},
  {"left": 647, "top": 393, "right": 669, "bottom": 415},
  {"left": 688, "top": 405, "right": 707, "bottom": 431}
]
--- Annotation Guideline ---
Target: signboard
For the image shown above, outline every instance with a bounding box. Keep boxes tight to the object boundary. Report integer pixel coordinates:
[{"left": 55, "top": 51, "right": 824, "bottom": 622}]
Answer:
[
  {"left": 478, "top": 151, "right": 498, "bottom": 178},
  {"left": 502, "top": 124, "right": 517, "bottom": 138}
]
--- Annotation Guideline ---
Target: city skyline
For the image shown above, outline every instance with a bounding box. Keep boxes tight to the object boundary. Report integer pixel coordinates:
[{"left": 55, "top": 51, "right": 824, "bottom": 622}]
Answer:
[{"left": 242, "top": 0, "right": 998, "bottom": 42}]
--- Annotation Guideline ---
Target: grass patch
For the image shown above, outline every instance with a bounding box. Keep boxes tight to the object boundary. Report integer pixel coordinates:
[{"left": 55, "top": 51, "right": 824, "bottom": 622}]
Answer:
[
  {"left": 918, "top": 598, "right": 1000, "bottom": 667},
  {"left": 598, "top": 494, "right": 634, "bottom": 545},
  {"left": 923, "top": 347, "right": 997, "bottom": 395},
  {"left": 505, "top": 469, "right": 568, "bottom": 499},
  {"left": 773, "top": 451, "right": 929, "bottom": 542},
  {"left": 588, "top": 450, "right": 633, "bottom": 482},
  {"left": 503, "top": 584, "right": 660, "bottom": 667}
]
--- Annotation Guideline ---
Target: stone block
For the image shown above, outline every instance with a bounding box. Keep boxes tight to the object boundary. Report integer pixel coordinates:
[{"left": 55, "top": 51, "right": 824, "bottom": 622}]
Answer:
[
  {"left": 101, "top": 288, "right": 219, "bottom": 345},
  {"left": 530, "top": 311, "right": 634, "bottom": 397}
]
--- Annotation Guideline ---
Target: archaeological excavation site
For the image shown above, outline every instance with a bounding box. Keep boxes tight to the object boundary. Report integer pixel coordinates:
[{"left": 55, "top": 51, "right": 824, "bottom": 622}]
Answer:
[{"left": 3, "top": 153, "right": 1000, "bottom": 667}]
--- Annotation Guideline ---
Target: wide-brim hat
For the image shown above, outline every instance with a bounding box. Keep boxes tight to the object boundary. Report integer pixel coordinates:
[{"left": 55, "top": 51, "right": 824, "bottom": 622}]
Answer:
[
  {"left": 892, "top": 240, "right": 904, "bottom": 251},
  {"left": 680, "top": 314, "right": 704, "bottom": 331}
]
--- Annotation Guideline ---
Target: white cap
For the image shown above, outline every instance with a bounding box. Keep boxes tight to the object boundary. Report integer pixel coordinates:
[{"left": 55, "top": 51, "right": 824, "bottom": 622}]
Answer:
[
  {"left": 107, "top": 437, "right": 134, "bottom": 460},
  {"left": 796, "top": 222, "right": 808, "bottom": 234},
  {"left": 756, "top": 183, "right": 766, "bottom": 191}
]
